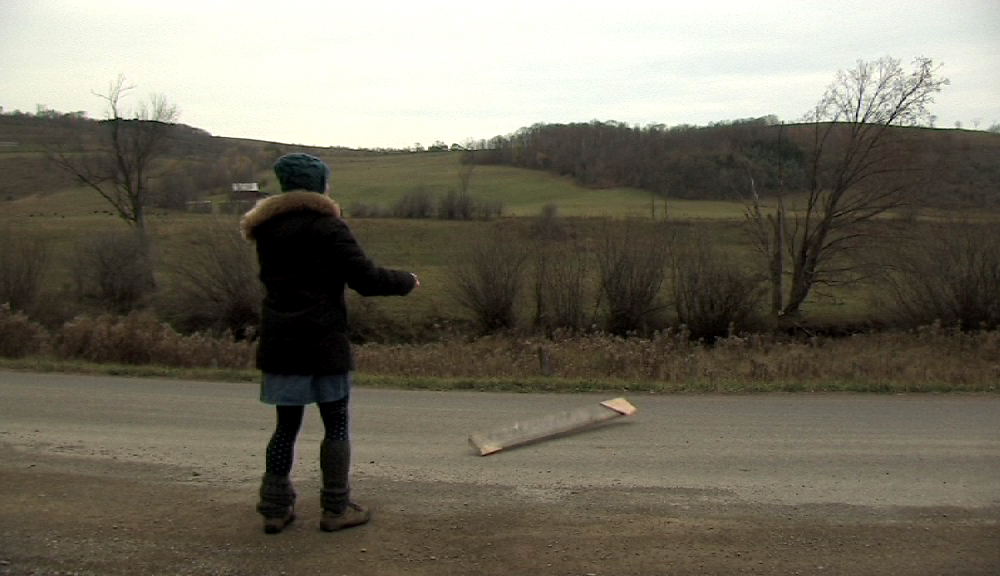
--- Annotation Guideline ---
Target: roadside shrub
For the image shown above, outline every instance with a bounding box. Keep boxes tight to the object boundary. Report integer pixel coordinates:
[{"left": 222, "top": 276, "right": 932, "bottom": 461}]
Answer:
[
  {"left": 670, "top": 229, "right": 766, "bottom": 341},
  {"left": 159, "top": 218, "right": 262, "bottom": 338},
  {"left": 27, "top": 285, "right": 80, "bottom": 331},
  {"left": 471, "top": 197, "right": 503, "bottom": 221},
  {"left": 449, "top": 223, "right": 531, "bottom": 333},
  {"left": 0, "top": 303, "right": 49, "bottom": 358},
  {"left": 321, "top": 193, "right": 500, "bottom": 221},
  {"left": 531, "top": 203, "right": 565, "bottom": 240},
  {"left": 596, "top": 218, "right": 670, "bottom": 335},
  {"left": 57, "top": 311, "right": 169, "bottom": 364},
  {"left": 70, "top": 230, "right": 154, "bottom": 314},
  {"left": 391, "top": 187, "right": 434, "bottom": 218},
  {"left": 347, "top": 296, "right": 400, "bottom": 344},
  {"left": 879, "top": 221, "right": 1000, "bottom": 330},
  {"left": 438, "top": 190, "right": 473, "bottom": 220},
  {"left": 436, "top": 190, "right": 500, "bottom": 221},
  {"left": 55, "top": 311, "right": 253, "bottom": 368},
  {"left": 346, "top": 294, "right": 460, "bottom": 344},
  {"left": 533, "top": 238, "right": 592, "bottom": 332},
  {"left": 347, "top": 201, "right": 388, "bottom": 218},
  {"left": 0, "top": 226, "right": 49, "bottom": 312}
]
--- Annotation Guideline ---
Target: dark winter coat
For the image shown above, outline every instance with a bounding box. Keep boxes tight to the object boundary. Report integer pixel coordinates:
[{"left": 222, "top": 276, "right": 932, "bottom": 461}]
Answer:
[{"left": 241, "top": 191, "right": 415, "bottom": 374}]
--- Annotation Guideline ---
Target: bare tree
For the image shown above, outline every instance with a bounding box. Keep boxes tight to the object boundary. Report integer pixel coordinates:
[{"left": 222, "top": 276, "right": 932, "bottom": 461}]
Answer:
[
  {"left": 49, "top": 75, "right": 178, "bottom": 292},
  {"left": 532, "top": 216, "right": 593, "bottom": 335},
  {"left": 670, "top": 228, "right": 765, "bottom": 341},
  {"left": 458, "top": 149, "right": 475, "bottom": 196},
  {"left": 747, "top": 56, "right": 948, "bottom": 317},
  {"left": 49, "top": 74, "right": 178, "bottom": 241},
  {"left": 745, "top": 173, "right": 785, "bottom": 316},
  {"left": 70, "top": 231, "right": 152, "bottom": 314},
  {"left": 877, "top": 220, "right": 1000, "bottom": 330},
  {"left": 161, "top": 218, "right": 262, "bottom": 338},
  {"left": 0, "top": 225, "right": 49, "bottom": 313},
  {"left": 449, "top": 223, "right": 530, "bottom": 333},
  {"left": 596, "top": 218, "right": 670, "bottom": 335}
]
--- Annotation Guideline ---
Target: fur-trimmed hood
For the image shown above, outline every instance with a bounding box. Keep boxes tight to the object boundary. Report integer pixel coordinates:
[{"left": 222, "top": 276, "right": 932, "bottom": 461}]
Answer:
[{"left": 240, "top": 191, "right": 341, "bottom": 241}]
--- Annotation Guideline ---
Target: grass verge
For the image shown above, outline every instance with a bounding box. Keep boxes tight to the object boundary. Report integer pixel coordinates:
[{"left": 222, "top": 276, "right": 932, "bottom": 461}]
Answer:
[{"left": 1, "top": 356, "right": 994, "bottom": 395}]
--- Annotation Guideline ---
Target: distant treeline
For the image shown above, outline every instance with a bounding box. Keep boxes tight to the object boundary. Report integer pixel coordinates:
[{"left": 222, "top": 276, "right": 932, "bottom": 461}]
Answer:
[{"left": 467, "top": 118, "right": 1000, "bottom": 210}]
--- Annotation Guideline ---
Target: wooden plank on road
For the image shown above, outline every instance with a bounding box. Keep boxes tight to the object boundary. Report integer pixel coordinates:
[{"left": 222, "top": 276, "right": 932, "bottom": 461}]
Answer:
[{"left": 468, "top": 397, "right": 637, "bottom": 456}]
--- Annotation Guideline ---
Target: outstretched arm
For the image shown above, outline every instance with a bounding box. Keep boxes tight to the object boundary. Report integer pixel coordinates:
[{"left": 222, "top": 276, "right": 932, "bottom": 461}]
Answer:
[{"left": 325, "top": 220, "right": 417, "bottom": 297}]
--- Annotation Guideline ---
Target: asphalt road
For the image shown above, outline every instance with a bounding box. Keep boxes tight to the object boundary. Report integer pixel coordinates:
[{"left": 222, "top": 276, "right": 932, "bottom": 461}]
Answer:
[{"left": 2, "top": 370, "right": 997, "bottom": 509}]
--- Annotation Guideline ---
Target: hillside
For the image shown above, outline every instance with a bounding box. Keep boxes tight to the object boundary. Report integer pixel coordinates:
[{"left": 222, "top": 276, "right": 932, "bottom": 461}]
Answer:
[
  {"left": 2, "top": 112, "right": 998, "bottom": 213},
  {"left": 0, "top": 113, "right": 676, "bottom": 218},
  {"left": 476, "top": 119, "right": 1000, "bottom": 211},
  {"left": 6, "top": 110, "right": 1000, "bottom": 346}
]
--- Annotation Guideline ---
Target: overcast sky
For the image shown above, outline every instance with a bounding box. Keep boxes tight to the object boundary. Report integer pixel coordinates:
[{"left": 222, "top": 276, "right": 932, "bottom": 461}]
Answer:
[{"left": 2, "top": 0, "right": 998, "bottom": 149}]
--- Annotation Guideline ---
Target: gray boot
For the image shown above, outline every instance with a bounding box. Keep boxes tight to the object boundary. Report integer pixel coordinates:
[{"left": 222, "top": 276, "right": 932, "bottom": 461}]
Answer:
[
  {"left": 256, "top": 473, "right": 296, "bottom": 534},
  {"left": 319, "top": 439, "right": 370, "bottom": 531}
]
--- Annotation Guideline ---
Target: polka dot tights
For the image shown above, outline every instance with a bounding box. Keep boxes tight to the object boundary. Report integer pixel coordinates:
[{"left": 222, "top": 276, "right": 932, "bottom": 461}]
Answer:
[{"left": 265, "top": 397, "right": 349, "bottom": 477}]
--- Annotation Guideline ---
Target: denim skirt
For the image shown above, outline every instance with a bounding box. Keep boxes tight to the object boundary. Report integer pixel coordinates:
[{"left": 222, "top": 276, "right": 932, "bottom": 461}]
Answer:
[{"left": 260, "top": 372, "right": 352, "bottom": 406}]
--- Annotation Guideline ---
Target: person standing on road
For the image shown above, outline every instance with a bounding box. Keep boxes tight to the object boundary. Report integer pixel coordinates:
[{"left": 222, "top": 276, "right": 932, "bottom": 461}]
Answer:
[{"left": 241, "top": 153, "right": 419, "bottom": 534}]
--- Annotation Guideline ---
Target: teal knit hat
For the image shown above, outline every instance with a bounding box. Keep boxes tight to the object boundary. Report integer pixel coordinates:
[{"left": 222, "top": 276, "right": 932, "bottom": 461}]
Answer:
[{"left": 273, "top": 153, "right": 330, "bottom": 193}]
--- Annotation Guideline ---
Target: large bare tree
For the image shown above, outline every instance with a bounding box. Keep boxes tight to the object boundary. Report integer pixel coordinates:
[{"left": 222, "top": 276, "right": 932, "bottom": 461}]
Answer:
[
  {"left": 747, "top": 56, "right": 948, "bottom": 317},
  {"left": 50, "top": 75, "right": 179, "bottom": 238},
  {"left": 49, "top": 75, "right": 178, "bottom": 294}
]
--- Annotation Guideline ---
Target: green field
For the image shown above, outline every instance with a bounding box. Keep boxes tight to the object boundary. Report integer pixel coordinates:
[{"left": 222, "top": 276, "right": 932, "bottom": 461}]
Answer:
[
  {"left": 306, "top": 151, "right": 751, "bottom": 219},
  {"left": 5, "top": 150, "right": 1000, "bottom": 393},
  {"left": 0, "top": 148, "right": 988, "bottom": 332},
  {"left": 3, "top": 151, "right": 762, "bottom": 321},
  {"left": 4, "top": 151, "right": 753, "bottom": 217}
]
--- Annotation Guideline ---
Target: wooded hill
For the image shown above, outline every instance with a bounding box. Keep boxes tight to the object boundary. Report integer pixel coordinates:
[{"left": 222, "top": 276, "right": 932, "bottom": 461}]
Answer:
[
  {"left": 472, "top": 118, "right": 1000, "bottom": 211},
  {"left": 0, "top": 111, "right": 336, "bottom": 205},
  {"left": 2, "top": 111, "right": 998, "bottom": 211}
]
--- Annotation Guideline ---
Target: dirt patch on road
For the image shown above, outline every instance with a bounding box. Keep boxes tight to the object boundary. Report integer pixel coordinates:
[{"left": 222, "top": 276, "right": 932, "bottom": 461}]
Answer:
[{"left": 1, "top": 446, "right": 997, "bottom": 576}]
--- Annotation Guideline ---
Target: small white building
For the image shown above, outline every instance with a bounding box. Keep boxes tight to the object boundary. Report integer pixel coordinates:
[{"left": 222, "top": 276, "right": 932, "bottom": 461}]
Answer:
[{"left": 230, "top": 182, "right": 263, "bottom": 198}]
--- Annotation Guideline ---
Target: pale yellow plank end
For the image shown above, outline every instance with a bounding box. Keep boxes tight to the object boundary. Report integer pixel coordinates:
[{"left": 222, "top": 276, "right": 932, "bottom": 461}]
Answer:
[{"left": 600, "top": 397, "right": 637, "bottom": 416}]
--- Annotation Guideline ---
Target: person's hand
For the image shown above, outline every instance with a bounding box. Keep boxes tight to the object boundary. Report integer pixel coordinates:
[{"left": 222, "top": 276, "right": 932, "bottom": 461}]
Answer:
[{"left": 411, "top": 273, "right": 420, "bottom": 288}]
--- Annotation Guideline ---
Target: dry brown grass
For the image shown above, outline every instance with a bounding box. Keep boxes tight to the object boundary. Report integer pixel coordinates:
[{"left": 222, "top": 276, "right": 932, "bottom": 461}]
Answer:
[
  {"left": 56, "top": 312, "right": 254, "bottom": 369},
  {"left": 355, "top": 325, "right": 1000, "bottom": 392},
  {"left": 1, "top": 309, "right": 255, "bottom": 369},
  {"left": 0, "top": 304, "right": 48, "bottom": 358},
  {"left": 2, "top": 307, "right": 997, "bottom": 392}
]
